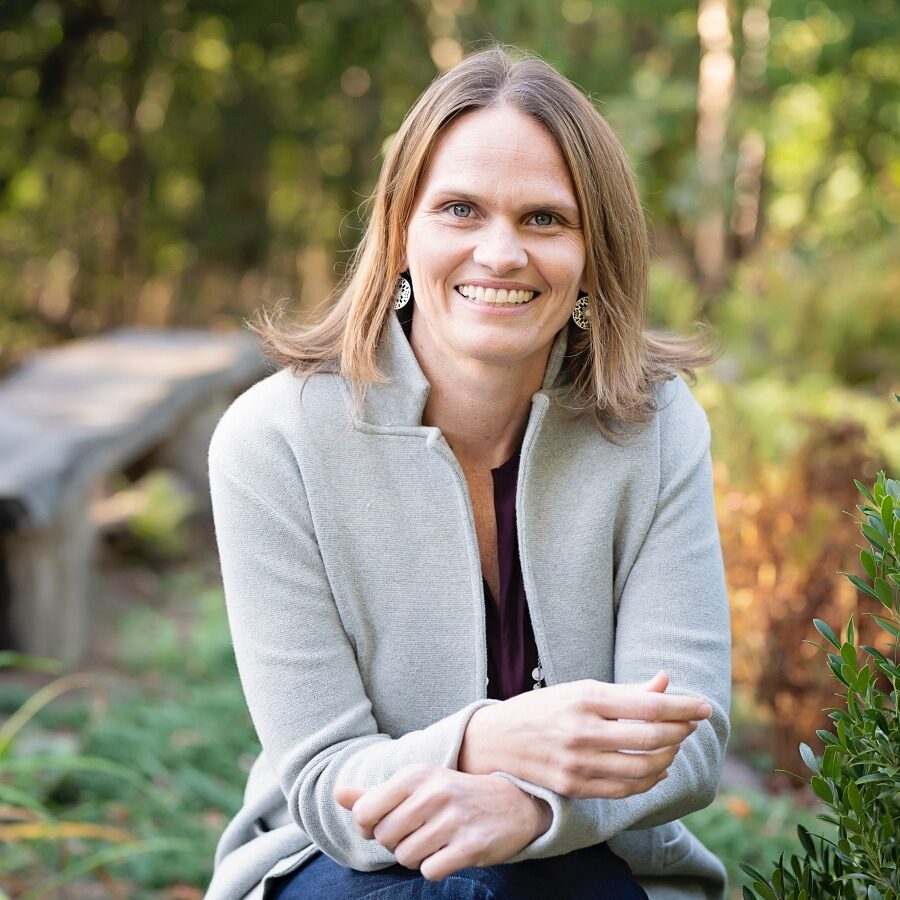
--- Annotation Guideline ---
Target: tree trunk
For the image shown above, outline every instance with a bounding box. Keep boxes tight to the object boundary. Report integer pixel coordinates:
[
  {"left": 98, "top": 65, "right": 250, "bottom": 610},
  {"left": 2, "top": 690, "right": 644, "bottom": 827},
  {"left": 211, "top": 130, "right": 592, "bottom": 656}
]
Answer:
[{"left": 695, "top": 0, "right": 736, "bottom": 310}]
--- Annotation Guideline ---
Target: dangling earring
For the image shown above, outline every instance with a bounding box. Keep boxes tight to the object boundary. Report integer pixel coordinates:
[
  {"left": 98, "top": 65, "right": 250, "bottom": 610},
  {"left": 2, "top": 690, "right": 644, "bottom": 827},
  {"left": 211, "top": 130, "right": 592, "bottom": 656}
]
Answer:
[
  {"left": 572, "top": 292, "right": 590, "bottom": 330},
  {"left": 393, "top": 272, "right": 412, "bottom": 310}
]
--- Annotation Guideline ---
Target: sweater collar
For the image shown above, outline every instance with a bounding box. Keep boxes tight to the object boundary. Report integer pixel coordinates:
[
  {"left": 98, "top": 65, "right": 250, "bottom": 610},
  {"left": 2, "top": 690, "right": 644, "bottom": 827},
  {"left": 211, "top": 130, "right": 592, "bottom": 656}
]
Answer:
[{"left": 354, "top": 311, "right": 570, "bottom": 428}]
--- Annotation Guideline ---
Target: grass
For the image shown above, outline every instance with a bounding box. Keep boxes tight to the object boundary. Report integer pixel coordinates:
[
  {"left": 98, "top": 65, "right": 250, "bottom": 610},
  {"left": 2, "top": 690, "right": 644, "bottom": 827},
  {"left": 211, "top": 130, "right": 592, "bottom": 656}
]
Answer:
[
  {"left": 0, "top": 536, "right": 833, "bottom": 898},
  {"left": 0, "top": 555, "right": 259, "bottom": 899}
]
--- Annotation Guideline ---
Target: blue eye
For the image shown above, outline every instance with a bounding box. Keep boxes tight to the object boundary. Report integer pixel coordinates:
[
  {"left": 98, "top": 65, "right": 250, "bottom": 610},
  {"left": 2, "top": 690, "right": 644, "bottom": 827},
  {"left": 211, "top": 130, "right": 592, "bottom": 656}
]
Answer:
[
  {"left": 532, "top": 212, "right": 556, "bottom": 226},
  {"left": 449, "top": 203, "right": 472, "bottom": 218}
]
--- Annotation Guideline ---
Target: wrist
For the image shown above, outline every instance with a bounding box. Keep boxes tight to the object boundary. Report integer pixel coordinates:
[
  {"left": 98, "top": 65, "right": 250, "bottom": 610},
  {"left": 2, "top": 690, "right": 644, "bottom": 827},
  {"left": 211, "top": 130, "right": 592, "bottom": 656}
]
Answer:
[
  {"left": 485, "top": 774, "right": 553, "bottom": 845},
  {"left": 458, "top": 704, "right": 502, "bottom": 775},
  {"left": 530, "top": 795, "right": 552, "bottom": 841}
]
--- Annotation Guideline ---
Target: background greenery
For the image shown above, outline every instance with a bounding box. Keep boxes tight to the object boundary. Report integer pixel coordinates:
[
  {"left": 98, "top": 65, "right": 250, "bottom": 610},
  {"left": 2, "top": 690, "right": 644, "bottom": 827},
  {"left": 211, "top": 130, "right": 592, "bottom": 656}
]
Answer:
[{"left": 0, "top": 0, "right": 897, "bottom": 896}]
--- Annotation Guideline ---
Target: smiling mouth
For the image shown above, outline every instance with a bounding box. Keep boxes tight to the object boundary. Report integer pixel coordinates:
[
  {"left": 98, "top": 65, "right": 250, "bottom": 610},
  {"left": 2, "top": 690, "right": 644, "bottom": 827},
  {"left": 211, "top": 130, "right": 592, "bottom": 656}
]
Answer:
[{"left": 454, "top": 284, "right": 540, "bottom": 305}]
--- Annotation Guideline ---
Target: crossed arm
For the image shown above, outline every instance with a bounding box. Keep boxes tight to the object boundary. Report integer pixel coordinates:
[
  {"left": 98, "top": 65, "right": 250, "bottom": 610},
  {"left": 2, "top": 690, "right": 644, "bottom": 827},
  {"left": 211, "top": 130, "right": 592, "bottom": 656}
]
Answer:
[{"left": 334, "top": 672, "right": 712, "bottom": 878}]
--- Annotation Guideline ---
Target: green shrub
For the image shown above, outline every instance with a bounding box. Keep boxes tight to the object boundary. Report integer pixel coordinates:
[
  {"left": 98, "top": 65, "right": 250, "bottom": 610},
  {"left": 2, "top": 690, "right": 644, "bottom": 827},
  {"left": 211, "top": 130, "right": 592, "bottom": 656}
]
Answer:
[{"left": 741, "top": 466, "right": 899, "bottom": 899}]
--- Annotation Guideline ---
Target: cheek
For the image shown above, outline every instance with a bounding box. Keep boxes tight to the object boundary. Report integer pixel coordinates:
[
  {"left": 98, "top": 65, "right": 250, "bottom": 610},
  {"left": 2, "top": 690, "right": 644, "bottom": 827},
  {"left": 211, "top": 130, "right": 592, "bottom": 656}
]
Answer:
[{"left": 408, "top": 223, "right": 453, "bottom": 259}]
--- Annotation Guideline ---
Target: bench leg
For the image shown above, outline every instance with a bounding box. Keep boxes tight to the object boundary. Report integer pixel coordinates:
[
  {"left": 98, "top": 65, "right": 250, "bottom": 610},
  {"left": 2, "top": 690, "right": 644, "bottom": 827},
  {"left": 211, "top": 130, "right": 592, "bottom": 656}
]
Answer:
[{"left": 1, "top": 489, "right": 95, "bottom": 665}]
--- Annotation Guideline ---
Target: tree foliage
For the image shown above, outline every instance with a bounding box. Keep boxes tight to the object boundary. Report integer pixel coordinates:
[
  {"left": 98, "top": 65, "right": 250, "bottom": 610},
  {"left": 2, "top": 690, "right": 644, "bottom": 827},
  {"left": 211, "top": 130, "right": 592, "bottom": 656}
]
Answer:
[{"left": 0, "top": 0, "right": 897, "bottom": 371}]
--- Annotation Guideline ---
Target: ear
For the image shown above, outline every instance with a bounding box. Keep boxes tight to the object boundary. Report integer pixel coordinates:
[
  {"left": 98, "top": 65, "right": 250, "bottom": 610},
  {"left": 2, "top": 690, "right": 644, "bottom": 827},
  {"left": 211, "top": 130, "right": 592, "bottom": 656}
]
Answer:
[{"left": 400, "top": 228, "right": 408, "bottom": 272}]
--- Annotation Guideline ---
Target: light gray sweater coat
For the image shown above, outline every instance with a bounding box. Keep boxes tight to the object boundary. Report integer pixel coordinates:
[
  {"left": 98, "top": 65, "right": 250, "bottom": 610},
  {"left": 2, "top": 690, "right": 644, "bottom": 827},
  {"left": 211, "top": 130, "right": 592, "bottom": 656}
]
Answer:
[{"left": 204, "top": 311, "right": 732, "bottom": 900}]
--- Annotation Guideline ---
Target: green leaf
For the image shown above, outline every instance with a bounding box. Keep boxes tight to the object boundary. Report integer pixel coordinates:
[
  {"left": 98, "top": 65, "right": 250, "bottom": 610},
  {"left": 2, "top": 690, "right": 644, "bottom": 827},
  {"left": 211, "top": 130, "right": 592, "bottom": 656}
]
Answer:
[
  {"left": 739, "top": 864, "right": 771, "bottom": 885},
  {"left": 854, "top": 773, "right": 885, "bottom": 784},
  {"left": 844, "top": 781, "right": 863, "bottom": 818},
  {"left": 814, "top": 619, "right": 841, "bottom": 649},
  {"left": 843, "top": 572, "right": 879, "bottom": 600},
  {"left": 880, "top": 494, "right": 895, "bottom": 531},
  {"left": 859, "top": 549, "right": 877, "bottom": 580},
  {"left": 799, "top": 742, "right": 819, "bottom": 775},
  {"left": 817, "top": 729, "right": 842, "bottom": 747},
  {"left": 887, "top": 475, "right": 900, "bottom": 499},
  {"left": 840, "top": 643, "right": 857, "bottom": 668},
  {"left": 862, "top": 644, "right": 888, "bottom": 664},
  {"left": 872, "top": 615, "right": 900, "bottom": 639},
  {"left": 797, "top": 824, "right": 817, "bottom": 860},
  {"left": 861, "top": 523, "right": 887, "bottom": 550},
  {"left": 822, "top": 745, "right": 840, "bottom": 780},
  {"left": 840, "top": 663, "right": 857, "bottom": 686},
  {"left": 811, "top": 775, "right": 832, "bottom": 803},
  {"left": 855, "top": 479, "right": 877, "bottom": 506},
  {"left": 874, "top": 577, "right": 892, "bottom": 608},
  {"left": 828, "top": 655, "right": 846, "bottom": 684}
]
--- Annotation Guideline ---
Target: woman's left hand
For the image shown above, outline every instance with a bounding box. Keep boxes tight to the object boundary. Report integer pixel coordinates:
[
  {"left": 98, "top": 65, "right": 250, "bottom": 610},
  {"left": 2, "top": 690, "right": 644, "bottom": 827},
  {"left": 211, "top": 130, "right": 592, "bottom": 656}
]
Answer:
[{"left": 334, "top": 764, "right": 550, "bottom": 880}]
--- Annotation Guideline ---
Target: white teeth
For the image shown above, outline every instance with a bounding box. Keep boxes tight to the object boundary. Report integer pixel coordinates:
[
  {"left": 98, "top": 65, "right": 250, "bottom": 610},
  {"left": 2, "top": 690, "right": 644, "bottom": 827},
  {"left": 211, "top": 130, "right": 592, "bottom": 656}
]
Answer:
[{"left": 456, "top": 285, "right": 537, "bottom": 304}]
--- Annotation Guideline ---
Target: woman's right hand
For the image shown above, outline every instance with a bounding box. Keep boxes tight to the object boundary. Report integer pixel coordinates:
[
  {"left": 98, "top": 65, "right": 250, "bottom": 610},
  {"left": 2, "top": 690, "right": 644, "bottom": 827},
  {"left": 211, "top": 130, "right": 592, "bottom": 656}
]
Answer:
[{"left": 457, "top": 672, "right": 712, "bottom": 800}]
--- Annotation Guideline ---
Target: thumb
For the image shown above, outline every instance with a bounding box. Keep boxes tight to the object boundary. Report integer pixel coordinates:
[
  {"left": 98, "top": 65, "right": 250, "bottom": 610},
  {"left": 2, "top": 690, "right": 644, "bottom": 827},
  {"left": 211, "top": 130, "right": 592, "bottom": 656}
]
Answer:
[{"left": 334, "top": 784, "right": 367, "bottom": 810}]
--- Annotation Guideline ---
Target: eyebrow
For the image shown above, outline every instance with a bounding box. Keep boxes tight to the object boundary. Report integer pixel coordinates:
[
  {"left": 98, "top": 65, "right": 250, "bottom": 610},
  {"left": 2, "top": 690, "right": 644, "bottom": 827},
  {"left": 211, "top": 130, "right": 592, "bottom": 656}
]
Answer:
[{"left": 427, "top": 187, "right": 581, "bottom": 220}]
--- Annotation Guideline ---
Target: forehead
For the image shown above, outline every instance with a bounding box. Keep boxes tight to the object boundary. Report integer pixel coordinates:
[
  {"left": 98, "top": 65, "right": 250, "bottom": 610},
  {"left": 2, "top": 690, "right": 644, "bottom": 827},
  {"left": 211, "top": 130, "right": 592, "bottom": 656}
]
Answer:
[{"left": 415, "top": 105, "right": 577, "bottom": 204}]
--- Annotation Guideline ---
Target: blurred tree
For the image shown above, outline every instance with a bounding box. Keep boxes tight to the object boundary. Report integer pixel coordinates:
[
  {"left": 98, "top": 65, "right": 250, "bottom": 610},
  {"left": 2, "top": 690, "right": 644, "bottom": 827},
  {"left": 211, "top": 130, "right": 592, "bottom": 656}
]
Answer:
[{"left": 0, "top": 0, "right": 896, "bottom": 368}]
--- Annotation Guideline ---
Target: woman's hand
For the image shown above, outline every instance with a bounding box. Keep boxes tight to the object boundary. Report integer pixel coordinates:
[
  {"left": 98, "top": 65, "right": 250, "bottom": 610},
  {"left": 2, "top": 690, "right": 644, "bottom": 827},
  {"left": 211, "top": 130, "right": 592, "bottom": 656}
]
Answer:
[
  {"left": 334, "top": 764, "right": 551, "bottom": 880},
  {"left": 458, "top": 671, "right": 711, "bottom": 800}
]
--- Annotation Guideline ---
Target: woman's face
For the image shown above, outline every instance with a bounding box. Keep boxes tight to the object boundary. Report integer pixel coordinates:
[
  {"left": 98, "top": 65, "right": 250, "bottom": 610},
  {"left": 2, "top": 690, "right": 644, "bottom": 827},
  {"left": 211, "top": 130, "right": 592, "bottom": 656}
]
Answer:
[{"left": 402, "top": 104, "right": 587, "bottom": 376}]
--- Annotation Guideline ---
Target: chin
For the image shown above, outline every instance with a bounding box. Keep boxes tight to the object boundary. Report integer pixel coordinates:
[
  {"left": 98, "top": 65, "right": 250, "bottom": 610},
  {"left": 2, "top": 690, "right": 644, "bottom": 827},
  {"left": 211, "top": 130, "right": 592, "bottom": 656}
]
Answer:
[{"left": 453, "top": 335, "right": 533, "bottom": 366}]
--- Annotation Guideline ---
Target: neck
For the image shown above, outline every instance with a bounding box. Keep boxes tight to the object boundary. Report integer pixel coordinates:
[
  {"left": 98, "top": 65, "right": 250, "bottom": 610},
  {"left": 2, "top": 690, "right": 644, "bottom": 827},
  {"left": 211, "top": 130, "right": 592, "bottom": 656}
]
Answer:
[{"left": 409, "top": 317, "right": 550, "bottom": 469}]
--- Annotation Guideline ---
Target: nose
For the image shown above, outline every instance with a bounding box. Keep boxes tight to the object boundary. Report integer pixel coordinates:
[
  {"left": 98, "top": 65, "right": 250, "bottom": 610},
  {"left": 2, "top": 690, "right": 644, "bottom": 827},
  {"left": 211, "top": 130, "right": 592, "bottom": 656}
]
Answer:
[{"left": 471, "top": 219, "right": 528, "bottom": 273}]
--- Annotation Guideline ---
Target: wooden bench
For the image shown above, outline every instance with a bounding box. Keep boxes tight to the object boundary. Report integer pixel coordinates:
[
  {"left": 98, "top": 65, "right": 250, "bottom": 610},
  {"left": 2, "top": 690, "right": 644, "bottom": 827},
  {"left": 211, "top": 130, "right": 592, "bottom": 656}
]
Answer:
[{"left": 0, "top": 328, "right": 268, "bottom": 664}]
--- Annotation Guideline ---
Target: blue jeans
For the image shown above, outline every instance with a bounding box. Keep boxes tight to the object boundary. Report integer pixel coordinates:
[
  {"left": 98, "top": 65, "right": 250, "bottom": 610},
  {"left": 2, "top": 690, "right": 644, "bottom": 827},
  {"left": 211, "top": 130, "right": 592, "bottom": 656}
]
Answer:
[{"left": 269, "top": 842, "right": 649, "bottom": 899}]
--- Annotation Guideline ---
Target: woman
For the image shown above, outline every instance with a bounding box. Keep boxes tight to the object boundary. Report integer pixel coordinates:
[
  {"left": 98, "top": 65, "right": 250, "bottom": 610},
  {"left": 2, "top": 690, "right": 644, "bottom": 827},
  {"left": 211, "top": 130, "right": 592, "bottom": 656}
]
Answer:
[{"left": 204, "top": 45, "right": 731, "bottom": 900}]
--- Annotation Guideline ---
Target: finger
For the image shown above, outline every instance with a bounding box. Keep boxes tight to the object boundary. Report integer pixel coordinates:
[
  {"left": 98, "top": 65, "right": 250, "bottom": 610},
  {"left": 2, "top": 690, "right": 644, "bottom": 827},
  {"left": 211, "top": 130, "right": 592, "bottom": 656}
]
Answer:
[
  {"left": 418, "top": 842, "right": 472, "bottom": 882},
  {"left": 391, "top": 817, "right": 449, "bottom": 870},
  {"left": 633, "top": 671, "right": 669, "bottom": 693},
  {"left": 372, "top": 797, "right": 430, "bottom": 853},
  {"left": 334, "top": 785, "right": 366, "bottom": 811},
  {"left": 587, "top": 686, "right": 712, "bottom": 722},
  {"left": 580, "top": 719, "right": 699, "bottom": 752},
  {"left": 349, "top": 769, "right": 426, "bottom": 838},
  {"left": 581, "top": 744, "right": 680, "bottom": 781}
]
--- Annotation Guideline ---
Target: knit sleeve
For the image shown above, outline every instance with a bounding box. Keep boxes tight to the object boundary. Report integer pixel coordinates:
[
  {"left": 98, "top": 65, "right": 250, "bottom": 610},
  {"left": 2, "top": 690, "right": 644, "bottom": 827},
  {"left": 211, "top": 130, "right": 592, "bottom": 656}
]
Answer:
[
  {"left": 487, "top": 378, "right": 731, "bottom": 862},
  {"left": 208, "top": 405, "right": 501, "bottom": 872}
]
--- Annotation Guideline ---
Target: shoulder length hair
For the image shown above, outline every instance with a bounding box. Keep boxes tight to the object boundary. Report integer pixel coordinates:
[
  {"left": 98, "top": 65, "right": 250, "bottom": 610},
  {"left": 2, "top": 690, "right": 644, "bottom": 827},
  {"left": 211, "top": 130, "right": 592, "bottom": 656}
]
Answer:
[{"left": 251, "top": 43, "right": 718, "bottom": 440}]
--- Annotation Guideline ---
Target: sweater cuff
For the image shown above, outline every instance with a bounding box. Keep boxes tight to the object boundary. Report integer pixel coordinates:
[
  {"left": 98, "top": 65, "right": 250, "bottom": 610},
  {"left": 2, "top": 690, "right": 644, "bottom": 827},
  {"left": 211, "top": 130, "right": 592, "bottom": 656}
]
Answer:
[{"left": 487, "top": 771, "right": 593, "bottom": 862}]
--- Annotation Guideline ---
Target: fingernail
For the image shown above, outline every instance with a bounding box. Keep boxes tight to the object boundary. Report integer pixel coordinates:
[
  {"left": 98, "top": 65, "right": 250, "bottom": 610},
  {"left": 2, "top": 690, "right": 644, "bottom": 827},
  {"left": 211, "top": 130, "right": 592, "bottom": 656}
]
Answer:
[
  {"left": 689, "top": 721, "right": 700, "bottom": 731},
  {"left": 698, "top": 703, "right": 712, "bottom": 717}
]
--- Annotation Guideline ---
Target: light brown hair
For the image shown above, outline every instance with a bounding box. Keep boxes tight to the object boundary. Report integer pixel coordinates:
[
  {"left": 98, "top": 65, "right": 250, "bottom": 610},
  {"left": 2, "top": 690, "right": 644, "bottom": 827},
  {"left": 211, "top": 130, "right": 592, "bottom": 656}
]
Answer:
[{"left": 251, "top": 43, "right": 718, "bottom": 439}]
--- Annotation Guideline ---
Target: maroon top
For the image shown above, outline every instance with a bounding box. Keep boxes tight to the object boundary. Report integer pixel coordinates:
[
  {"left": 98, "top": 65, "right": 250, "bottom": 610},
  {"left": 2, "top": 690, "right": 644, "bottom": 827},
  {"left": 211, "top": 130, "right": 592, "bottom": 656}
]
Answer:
[{"left": 484, "top": 446, "right": 545, "bottom": 701}]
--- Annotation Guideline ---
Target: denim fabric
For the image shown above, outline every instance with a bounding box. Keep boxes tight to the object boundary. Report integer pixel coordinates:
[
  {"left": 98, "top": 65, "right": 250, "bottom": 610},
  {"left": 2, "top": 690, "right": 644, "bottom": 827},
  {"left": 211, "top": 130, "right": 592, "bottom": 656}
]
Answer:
[{"left": 270, "top": 842, "right": 650, "bottom": 900}]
